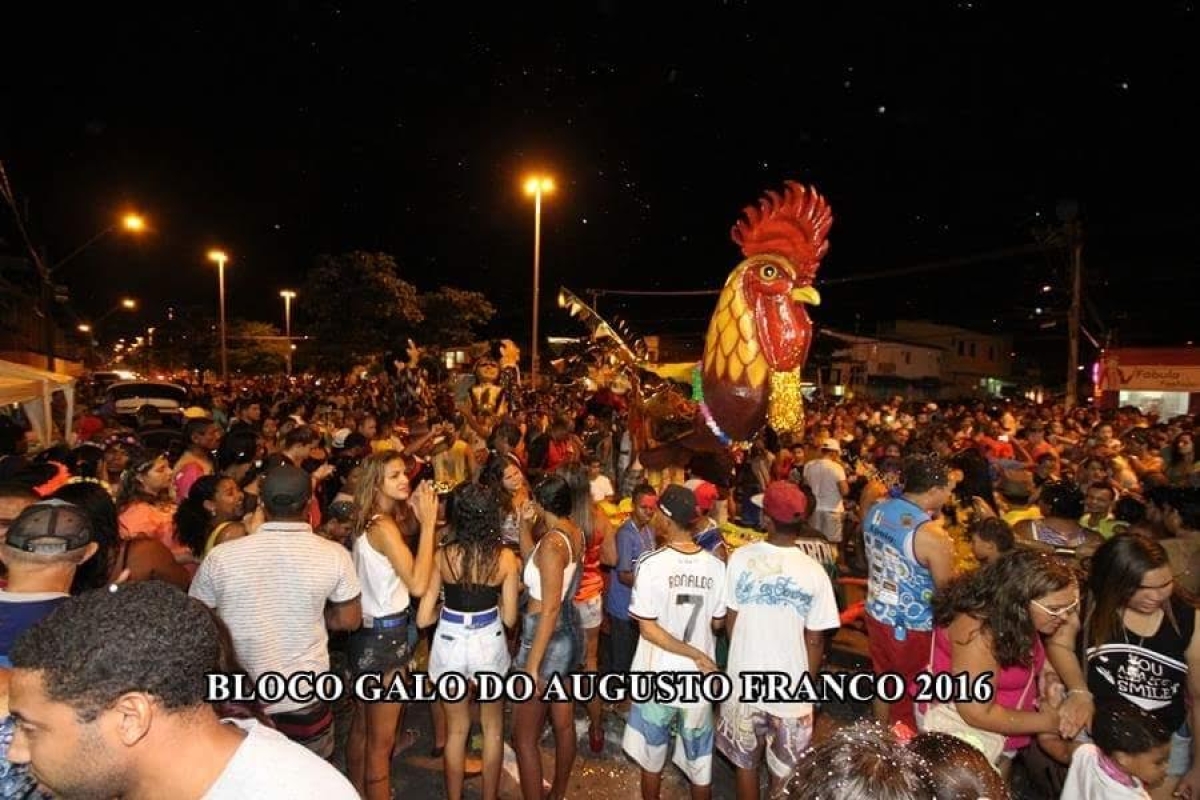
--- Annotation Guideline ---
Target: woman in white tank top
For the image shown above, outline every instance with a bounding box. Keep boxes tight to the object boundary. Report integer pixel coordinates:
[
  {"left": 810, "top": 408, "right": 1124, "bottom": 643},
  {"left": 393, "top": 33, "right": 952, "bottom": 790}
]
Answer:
[
  {"left": 345, "top": 451, "right": 438, "bottom": 800},
  {"left": 512, "top": 475, "right": 584, "bottom": 800}
]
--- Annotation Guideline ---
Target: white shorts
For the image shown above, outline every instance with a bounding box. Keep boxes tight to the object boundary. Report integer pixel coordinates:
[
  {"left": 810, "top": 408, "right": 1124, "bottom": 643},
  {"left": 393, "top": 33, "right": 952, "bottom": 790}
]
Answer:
[
  {"left": 574, "top": 595, "right": 603, "bottom": 630},
  {"left": 812, "top": 510, "right": 845, "bottom": 543},
  {"left": 427, "top": 609, "right": 510, "bottom": 684},
  {"left": 622, "top": 701, "right": 714, "bottom": 786}
]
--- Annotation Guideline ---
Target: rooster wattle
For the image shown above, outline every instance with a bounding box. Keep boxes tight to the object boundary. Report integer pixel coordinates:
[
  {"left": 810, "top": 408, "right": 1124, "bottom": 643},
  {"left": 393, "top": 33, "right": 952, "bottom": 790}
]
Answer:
[{"left": 699, "top": 181, "right": 832, "bottom": 443}]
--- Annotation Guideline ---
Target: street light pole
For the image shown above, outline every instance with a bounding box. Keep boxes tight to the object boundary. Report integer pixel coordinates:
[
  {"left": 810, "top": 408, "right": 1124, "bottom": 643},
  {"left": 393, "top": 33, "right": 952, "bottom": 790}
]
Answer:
[
  {"left": 40, "top": 213, "right": 146, "bottom": 371},
  {"left": 280, "top": 290, "right": 296, "bottom": 377},
  {"left": 523, "top": 174, "right": 555, "bottom": 390},
  {"left": 208, "top": 250, "right": 229, "bottom": 383}
]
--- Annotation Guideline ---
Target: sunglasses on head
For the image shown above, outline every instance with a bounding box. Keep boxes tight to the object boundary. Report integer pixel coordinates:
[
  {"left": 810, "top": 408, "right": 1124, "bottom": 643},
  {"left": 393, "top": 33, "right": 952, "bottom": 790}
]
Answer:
[{"left": 1031, "top": 596, "right": 1079, "bottom": 619}]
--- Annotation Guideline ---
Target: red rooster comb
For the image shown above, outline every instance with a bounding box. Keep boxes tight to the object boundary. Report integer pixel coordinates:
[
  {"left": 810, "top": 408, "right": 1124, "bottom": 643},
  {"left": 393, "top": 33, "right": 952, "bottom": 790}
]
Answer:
[{"left": 730, "top": 181, "right": 833, "bottom": 281}]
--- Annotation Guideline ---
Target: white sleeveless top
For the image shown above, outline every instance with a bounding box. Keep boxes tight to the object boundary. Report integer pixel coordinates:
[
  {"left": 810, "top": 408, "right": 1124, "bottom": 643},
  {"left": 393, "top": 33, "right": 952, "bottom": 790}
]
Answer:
[
  {"left": 523, "top": 528, "right": 578, "bottom": 602},
  {"left": 353, "top": 522, "right": 411, "bottom": 626}
]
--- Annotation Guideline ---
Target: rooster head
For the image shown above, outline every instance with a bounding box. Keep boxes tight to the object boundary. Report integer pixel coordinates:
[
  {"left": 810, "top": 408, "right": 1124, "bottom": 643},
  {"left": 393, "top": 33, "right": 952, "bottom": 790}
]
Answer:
[{"left": 729, "top": 182, "right": 832, "bottom": 372}]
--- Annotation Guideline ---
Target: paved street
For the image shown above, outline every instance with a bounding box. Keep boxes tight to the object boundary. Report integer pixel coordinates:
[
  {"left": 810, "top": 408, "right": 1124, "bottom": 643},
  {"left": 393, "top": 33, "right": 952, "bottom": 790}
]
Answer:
[{"left": 329, "top": 621, "right": 874, "bottom": 799}]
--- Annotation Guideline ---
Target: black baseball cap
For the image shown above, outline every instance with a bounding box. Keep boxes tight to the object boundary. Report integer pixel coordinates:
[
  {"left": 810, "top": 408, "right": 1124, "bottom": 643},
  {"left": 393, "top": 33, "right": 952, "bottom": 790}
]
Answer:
[
  {"left": 261, "top": 464, "right": 312, "bottom": 510},
  {"left": 4, "top": 499, "right": 92, "bottom": 554},
  {"left": 658, "top": 484, "right": 699, "bottom": 527}
]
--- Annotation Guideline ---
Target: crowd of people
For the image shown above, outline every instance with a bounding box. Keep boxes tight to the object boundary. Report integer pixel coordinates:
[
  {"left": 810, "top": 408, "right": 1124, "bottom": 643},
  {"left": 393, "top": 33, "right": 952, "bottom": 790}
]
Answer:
[{"left": 0, "top": 360, "right": 1197, "bottom": 799}]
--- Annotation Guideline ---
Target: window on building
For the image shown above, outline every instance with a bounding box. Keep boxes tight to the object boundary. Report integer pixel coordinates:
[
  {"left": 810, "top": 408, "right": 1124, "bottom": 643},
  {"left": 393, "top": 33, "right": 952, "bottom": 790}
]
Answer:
[
  {"left": 957, "top": 341, "right": 965, "bottom": 356},
  {"left": 969, "top": 342, "right": 976, "bottom": 357},
  {"left": 988, "top": 346, "right": 995, "bottom": 361},
  {"left": 904, "top": 351, "right": 911, "bottom": 364}
]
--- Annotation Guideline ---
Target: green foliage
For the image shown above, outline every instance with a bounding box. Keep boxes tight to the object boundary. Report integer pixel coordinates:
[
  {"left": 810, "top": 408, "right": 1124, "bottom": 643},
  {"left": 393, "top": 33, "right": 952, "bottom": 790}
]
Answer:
[
  {"left": 227, "top": 320, "right": 288, "bottom": 375},
  {"left": 298, "top": 251, "right": 423, "bottom": 370},
  {"left": 416, "top": 286, "right": 496, "bottom": 348}
]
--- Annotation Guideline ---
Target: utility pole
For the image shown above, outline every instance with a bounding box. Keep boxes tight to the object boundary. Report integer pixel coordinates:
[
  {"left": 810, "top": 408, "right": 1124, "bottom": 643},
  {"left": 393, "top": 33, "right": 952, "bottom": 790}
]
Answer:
[
  {"left": 1058, "top": 200, "right": 1083, "bottom": 409},
  {"left": 39, "top": 247, "right": 55, "bottom": 372}
]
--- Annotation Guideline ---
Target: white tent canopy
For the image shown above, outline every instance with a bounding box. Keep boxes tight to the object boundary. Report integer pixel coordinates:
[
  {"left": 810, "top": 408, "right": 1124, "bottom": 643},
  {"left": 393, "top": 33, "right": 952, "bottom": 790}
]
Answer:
[{"left": 0, "top": 359, "right": 76, "bottom": 447}]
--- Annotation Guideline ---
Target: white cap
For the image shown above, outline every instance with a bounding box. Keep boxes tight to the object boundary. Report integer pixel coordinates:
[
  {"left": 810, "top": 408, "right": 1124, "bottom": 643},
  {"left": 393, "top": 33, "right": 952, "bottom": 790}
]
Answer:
[{"left": 821, "top": 438, "right": 841, "bottom": 453}]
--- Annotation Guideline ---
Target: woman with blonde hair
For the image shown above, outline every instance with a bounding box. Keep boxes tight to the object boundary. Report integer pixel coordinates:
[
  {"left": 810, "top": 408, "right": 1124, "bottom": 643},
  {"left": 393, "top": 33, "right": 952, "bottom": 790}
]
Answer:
[{"left": 345, "top": 450, "right": 438, "bottom": 800}]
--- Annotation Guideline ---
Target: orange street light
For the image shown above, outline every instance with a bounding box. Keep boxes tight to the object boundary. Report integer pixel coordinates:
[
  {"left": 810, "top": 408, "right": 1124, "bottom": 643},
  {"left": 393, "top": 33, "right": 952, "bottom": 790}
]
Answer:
[
  {"left": 122, "top": 213, "right": 147, "bottom": 233},
  {"left": 208, "top": 250, "right": 230, "bottom": 381},
  {"left": 280, "top": 289, "right": 297, "bottom": 376},
  {"left": 522, "top": 173, "right": 556, "bottom": 388},
  {"left": 77, "top": 324, "right": 92, "bottom": 334}
]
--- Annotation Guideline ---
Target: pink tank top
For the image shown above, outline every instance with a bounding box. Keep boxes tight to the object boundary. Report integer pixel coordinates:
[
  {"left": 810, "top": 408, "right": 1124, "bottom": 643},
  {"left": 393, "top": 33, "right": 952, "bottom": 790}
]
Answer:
[{"left": 929, "top": 624, "right": 1044, "bottom": 750}]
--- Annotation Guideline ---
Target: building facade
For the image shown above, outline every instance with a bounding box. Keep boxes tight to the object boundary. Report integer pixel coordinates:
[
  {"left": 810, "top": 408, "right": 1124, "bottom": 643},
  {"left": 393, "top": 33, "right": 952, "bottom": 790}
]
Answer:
[
  {"left": 879, "top": 320, "right": 1013, "bottom": 397},
  {"left": 824, "top": 330, "right": 943, "bottom": 400}
]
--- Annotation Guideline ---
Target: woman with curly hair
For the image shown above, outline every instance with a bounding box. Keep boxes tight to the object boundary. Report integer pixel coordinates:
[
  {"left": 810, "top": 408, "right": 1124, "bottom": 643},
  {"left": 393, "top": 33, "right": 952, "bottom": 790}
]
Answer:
[
  {"left": 918, "top": 549, "right": 1089, "bottom": 775},
  {"left": 173, "top": 474, "right": 247, "bottom": 560},
  {"left": 480, "top": 453, "right": 529, "bottom": 547},
  {"left": 417, "top": 482, "right": 519, "bottom": 800}
]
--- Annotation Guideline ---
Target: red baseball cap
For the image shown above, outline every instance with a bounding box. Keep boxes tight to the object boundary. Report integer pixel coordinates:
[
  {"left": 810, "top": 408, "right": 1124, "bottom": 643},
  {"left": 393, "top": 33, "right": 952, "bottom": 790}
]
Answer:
[
  {"left": 751, "top": 481, "right": 808, "bottom": 523},
  {"left": 684, "top": 479, "right": 718, "bottom": 514}
]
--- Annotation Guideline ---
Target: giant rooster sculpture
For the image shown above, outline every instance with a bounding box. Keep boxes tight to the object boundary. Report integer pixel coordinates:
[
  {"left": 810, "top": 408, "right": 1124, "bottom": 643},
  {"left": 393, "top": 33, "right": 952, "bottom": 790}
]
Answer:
[{"left": 559, "top": 180, "right": 832, "bottom": 473}]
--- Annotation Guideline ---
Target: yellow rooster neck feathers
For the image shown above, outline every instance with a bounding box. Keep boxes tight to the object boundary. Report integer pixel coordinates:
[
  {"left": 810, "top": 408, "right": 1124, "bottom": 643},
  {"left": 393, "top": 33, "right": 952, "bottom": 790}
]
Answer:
[{"left": 702, "top": 263, "right": 770, "bottom": 389}]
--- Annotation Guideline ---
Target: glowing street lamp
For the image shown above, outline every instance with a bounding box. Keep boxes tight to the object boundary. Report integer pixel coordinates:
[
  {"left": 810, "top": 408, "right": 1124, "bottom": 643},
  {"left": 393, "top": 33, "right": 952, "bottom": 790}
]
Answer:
[
  {"left": 121, "top": 213, "right": 146, "bottom": 233},
  {"left": 280, "top": 289, "right": 297, "bottom": 376},
  {"left": 208, "top": 250, "right": 230, "bottom": 382},
  {"left": 523, "top": 174, "right": 555, "bottom": 388},
  {"left": 77, "top": 324, "right": 92, "bottom": 334}
]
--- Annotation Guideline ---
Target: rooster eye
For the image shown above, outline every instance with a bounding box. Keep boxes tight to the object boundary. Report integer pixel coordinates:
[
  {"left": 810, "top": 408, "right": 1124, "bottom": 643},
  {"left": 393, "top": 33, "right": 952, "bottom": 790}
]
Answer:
[{"left": 759, "top": 264, "right": 778, "bottom": 279}]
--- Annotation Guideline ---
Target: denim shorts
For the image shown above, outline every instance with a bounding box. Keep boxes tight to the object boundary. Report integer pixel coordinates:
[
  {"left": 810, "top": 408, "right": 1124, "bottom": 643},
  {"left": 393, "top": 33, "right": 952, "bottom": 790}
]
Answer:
[
  {"left": 1170, "top": 723, "right": 1192, "bottom": 777},
  {"left": 513, "top": 608, "right": 580, "bottom": 681},
  {"left": 428, "top": 609, "right": 510, "bottom": 683},
  {"left": 348, "top": 612, "right": 413, "bottom": 675}
]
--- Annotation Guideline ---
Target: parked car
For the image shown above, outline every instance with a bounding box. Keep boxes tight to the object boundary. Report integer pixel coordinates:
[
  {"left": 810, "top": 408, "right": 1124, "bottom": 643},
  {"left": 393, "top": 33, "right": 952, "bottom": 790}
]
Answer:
[{"left": 103, "top": 380, "right": 188, "bottom": 428}]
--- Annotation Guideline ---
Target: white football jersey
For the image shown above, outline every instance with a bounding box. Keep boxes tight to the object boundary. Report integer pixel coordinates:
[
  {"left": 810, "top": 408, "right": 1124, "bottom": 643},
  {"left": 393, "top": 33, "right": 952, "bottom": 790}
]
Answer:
[{"left": 628, "top": 545, "right": 727, "bottom": 676}]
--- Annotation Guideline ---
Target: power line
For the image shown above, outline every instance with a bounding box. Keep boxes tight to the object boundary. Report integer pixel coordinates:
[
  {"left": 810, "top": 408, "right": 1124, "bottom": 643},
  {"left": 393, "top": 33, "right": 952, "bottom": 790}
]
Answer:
[{"left": 584, "top": 242, "right": 1053, "bottom": 297}]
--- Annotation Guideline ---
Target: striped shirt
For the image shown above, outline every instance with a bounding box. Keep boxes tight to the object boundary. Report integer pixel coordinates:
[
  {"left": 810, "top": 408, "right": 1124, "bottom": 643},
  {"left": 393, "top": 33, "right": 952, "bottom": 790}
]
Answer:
[{"left": 190, "top": 521, "right": 361, "bottom": 714}]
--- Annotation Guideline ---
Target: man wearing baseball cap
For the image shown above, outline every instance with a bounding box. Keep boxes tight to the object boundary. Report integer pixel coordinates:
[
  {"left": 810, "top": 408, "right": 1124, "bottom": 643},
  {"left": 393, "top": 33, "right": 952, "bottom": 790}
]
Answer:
[
  {"left": 685, "top": 479, "right": 724, "bottom": 559},
  {"left": 752, "top": 481, "right": 838, "bottom": 582},
  {"left": 190, "top": 464, "right": 362, "bottom": 757},
  {"left": 801, "top": 438, "right": 849, "bottom": 551},
  {"left": 719, "top": 479, "right": 839, "bottom": 798},
  {"left": 623, "top": 484, "right": 727, "bottom": 798},
  {"left": 0, "top": 499, "right": 98, "bottom": 667}
]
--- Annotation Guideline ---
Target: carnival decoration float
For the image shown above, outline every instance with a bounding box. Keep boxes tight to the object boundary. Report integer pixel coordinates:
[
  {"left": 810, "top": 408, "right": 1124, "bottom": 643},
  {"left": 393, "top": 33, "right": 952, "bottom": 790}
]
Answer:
[{"left": 559, "top": 180, "right": 832, "bottom": 474}]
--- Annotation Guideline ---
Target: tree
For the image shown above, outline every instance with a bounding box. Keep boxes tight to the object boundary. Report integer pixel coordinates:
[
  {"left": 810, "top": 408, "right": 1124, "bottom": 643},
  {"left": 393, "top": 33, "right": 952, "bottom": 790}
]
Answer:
[
  {"left": 298, "top": 251, "right": 423, "bottom": 370},
  {"left": 152, "top": 305, "right": 218, "bottom": 374},
  {"left": 227, "top": 320, "right": 289, "bottom": 375},
  {"left": 416, "top": 286, "right": 496, "bottom": 348}
]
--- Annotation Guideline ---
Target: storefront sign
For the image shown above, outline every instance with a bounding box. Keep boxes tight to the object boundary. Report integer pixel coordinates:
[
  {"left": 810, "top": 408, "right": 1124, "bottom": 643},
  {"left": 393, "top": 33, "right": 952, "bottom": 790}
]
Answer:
[{"left": 1101, "top": 361, "right": 1200, "bottom": 391}]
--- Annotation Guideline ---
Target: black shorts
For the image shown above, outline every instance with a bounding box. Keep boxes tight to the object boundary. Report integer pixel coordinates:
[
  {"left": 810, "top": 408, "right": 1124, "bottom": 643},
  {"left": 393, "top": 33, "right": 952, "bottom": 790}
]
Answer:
[{"left": 348, "top": 612, "right": 413, "bottom": 675}]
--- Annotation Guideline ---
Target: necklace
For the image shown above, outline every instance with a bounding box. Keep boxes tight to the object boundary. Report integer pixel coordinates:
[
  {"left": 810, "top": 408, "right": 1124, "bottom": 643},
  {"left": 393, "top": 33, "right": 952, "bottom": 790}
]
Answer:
[{"left": 1121, "top": 608, "right": 1162, "bottom": 648}]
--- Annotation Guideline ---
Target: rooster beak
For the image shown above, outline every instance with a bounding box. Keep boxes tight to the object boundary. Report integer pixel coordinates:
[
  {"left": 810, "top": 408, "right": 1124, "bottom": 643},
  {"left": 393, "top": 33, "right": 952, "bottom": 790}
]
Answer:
[{"left": 791, "top": 286, "right": 821, "bottom": 306}]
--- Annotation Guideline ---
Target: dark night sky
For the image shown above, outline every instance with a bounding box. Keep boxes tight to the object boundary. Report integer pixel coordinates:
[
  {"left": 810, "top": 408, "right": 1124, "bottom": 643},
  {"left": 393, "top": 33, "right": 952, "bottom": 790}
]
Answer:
[{"left": 3, "top": 2, "right": 1199, "bottom": 366}]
